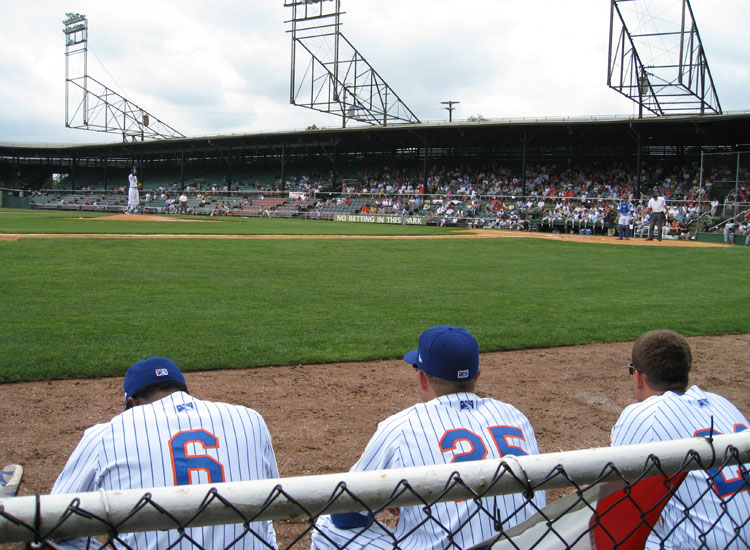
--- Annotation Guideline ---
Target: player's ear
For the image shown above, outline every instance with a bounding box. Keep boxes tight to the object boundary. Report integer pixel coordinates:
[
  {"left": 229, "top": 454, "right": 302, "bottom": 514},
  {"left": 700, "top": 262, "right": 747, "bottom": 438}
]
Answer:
[{"left": 417, "top": 370, "right": 429, "bottom": 391}]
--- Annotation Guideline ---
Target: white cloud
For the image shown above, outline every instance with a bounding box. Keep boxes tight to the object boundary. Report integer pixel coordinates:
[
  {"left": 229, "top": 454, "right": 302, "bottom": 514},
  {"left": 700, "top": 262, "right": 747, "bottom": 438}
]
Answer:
[{"left": 1, "top": 0, "right": 747, "bottom": 143}]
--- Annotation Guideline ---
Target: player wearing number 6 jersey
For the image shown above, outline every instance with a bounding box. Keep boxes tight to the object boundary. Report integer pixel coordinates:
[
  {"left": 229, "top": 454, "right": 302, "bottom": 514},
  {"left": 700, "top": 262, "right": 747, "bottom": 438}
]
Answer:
[
  {"left": 50, "top": 357, "right": 279, "bottom": 550},
  {"left": 311, "top": 325, "right": 546, "bottom": 550},
  {"left": 611, "top": 330, "right": 750, "bottom": 550}
]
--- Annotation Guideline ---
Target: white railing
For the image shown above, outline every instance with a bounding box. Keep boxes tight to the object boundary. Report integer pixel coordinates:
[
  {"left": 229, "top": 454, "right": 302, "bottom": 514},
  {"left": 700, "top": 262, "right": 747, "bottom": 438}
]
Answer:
[{"left": 1, "top": 432, "right": 748, "bottom": 548}]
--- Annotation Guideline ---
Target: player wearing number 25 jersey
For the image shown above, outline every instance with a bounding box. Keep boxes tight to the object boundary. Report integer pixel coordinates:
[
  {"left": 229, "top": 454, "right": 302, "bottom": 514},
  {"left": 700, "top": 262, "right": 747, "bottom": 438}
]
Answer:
[
  {"left": 51, "top": 357, "right": 279, "bottom": 550},
  {"left": 611, "top": 330, "right": 750, "bottom": 550},
  {"left": 312, "top": 325, "right": 546, "bottom": 550}
]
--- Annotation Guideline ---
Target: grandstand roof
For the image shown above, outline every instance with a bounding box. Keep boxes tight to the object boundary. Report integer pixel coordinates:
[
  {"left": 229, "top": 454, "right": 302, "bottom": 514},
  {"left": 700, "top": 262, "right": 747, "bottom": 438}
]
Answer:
[{"left": 2, "top": 113, "right": 749, "bottom": 162}]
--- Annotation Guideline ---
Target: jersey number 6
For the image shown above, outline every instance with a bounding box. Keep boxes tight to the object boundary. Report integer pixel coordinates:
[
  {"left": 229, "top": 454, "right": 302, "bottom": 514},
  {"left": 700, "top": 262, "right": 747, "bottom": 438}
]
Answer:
[
  {"left": 169, "top": 429, "right": 226, "bottom": 486},
  {"left": 440, "top": 426, "right": 529, "bottom": 463}
]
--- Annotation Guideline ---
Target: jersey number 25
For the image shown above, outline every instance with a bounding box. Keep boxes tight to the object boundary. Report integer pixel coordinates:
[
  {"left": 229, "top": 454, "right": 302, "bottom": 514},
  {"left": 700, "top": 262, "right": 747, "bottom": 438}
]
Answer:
[
  {"left": 694, "top": 424, "right": 748, "bottom": 498},
  {"left": 440, "top": 426, "right": 528, "bottom": 463}
]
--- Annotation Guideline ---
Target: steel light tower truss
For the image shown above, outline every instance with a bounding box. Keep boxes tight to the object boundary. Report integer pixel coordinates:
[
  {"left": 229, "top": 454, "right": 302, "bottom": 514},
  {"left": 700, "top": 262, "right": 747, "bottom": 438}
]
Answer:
[
  {"left": 607, "top": 0, "right": 722, "bottom": 117},
  {"left": 63, "top": 13, "right": 184, "bottom": 141},
  {"left": 284, "top": 0, "right": 420, "bottom": 126}
]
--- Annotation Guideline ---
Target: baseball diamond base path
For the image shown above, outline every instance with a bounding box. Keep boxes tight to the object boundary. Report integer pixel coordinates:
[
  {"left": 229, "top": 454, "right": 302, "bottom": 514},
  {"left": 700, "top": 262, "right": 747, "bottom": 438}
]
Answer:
[{"left": 0, "top": 334, "right": 748, "bottom": 548}]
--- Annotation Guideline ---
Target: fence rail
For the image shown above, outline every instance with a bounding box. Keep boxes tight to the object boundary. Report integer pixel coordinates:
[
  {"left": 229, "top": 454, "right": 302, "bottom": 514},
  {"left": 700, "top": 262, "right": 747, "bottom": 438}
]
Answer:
[{"left": 1, "top": 432, "right": 748, "bottom": 548}]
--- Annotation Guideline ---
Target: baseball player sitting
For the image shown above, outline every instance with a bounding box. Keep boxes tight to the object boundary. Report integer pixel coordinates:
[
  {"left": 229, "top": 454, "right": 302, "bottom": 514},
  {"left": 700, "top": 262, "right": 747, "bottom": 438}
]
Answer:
[
  {"left": 311, "top": 325, "right": 546, "bottom": 550},
  {"left": 611, "top": 330, "right": 750, "bottom": 550},
  {"left": 50, "top": 357, "right": 279, "bottom": 550}
]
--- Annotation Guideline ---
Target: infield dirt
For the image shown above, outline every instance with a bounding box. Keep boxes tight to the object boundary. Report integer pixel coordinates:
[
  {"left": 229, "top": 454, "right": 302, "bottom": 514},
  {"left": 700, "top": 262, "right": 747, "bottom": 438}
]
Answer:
[{"left": 0, "top": 334, "right": 748, "bottom": 547}]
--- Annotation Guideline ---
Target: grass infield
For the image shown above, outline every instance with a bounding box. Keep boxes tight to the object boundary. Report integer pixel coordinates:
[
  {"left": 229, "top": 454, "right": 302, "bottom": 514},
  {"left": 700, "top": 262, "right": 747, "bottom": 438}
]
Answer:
[{"left": 1, "top": 210, "right": 748, "bottom": 382}]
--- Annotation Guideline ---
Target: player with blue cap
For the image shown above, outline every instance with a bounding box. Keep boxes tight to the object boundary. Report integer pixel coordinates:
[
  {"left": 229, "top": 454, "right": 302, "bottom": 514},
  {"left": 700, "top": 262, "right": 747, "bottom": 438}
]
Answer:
[
  {"left": 312, "top": 324, "right": 545, "bottom": 550},
  {"left": 51, "top": 357, "right": 279, "bottom": 549},
  {"left": 123, "top": 356, "right": 187, "bottom": 409}
]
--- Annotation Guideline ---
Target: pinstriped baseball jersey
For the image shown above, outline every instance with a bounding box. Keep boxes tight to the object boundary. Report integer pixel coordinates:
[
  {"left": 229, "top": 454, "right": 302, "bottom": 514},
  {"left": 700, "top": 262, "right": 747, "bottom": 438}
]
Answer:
[
  {"left": 51, "top": 391, "right": 279, "bottom": 550},
  {"left": 611, "top": 385, "right": 750, "bottom": 550},
  {"left": 312, "top": 392, "right": 546, "bottom": 550}
]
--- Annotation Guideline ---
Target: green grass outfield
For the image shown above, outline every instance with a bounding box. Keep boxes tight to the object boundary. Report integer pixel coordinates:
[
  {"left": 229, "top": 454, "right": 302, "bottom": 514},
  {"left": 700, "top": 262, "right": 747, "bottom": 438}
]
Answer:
[
  {"left": 0, "top": 209, "right": 447, "bottom": 236},
  {"left": 1, "top": 210, "right": 748, "bottom": 382}
]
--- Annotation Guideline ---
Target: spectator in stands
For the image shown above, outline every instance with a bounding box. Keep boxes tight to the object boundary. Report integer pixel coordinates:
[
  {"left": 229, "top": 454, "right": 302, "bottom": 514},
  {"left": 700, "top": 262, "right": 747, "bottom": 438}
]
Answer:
[
  {"left": 677, "top": 218, "right": 690, "bottom": 240},
  {"left": 611, "top": 330, "right": 750, "bottom": 550},
  {"left": 711, "top": 199, "right": 720, "bottom": 217}
]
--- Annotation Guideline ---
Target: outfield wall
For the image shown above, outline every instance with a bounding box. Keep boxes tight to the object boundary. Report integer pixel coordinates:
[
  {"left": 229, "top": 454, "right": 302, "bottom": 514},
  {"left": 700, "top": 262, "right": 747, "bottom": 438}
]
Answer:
[{"left": 334, "top": 214, "right": 427, "bottom": 225}]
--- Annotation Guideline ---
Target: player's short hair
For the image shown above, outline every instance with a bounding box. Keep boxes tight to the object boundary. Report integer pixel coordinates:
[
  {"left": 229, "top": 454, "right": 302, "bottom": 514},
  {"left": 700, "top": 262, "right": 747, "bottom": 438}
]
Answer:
[
  {"left": 632, "top": 330, "right": 691, "bottom": 391},
  {"left": 422, "top": 371, "right": 477, "bottom": 395},
  {"left": 131, "top": 380, "right": 188, "bottom": 403}
]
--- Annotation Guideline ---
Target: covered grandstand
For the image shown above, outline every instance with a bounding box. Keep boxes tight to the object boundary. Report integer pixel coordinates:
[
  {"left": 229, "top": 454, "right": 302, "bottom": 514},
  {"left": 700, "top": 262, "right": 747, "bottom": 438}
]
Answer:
[{"left": 1, "top": 113, "right": 749, "bottom": 241}]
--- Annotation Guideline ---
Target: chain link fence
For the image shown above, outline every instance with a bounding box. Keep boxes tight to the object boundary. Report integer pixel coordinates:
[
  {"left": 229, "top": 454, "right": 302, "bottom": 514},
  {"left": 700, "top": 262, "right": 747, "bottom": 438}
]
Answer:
[{"left": 1, "top": 432, "right": 748, "bottom": 549}]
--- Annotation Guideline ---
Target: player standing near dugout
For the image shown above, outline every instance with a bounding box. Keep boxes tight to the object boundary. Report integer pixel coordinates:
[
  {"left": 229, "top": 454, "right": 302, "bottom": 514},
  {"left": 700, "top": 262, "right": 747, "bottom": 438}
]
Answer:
[
  {"left": 611, "top": 330, "right": 750, "bottom": 549},
  {"left": 50, "top": 357, "right": 279, "bottom": 550},
  {"left": 617, "top": 194, "right": 635, "bottom": 240},
  {"left": 311, "top": 325, "right": 546, "bottom": 550},
  {"left": 127, "top": 166, "right": 139, "bottom": 214}
]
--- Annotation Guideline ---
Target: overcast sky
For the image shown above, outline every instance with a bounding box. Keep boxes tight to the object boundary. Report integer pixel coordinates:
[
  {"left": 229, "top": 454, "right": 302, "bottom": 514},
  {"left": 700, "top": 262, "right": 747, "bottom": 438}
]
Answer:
[{"left": 1, "top": 0, "right": 748, "bottom": 144}]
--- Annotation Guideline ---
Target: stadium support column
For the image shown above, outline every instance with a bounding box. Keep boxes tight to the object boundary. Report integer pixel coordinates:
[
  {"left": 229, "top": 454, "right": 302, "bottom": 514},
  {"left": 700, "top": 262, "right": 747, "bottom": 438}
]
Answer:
[
  {"left": 422, "top": 135, "right": 429, "bottom": 191},
  {"left": 71, "top": 156, "right": 78, "bottom": 190},
  {"left": 628, "top": 123, "right": 642, "bottom": 199},
  {"left": 180, "top": 150, "right": 185, "bottom": 191},
  {"left": 332, "top": 142, "right": 339, "bottom": 192},
  {"left": 521, "top": 131, "right": 529, "bottom": 197},
  {"left": 280, "top": 142, "right": 286, "bottom": 191},
  {"left": 103, "top": 158, "right": 107, "bottom": 195},
  {"left": 636, "top": 141, "right": 642, "bottom": 200}
]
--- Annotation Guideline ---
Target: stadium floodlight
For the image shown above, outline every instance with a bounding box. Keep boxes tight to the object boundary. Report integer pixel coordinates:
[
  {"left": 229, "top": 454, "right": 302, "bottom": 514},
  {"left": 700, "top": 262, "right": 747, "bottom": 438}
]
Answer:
[
  {"left": 62, "top": 13, "right": 185, "bottom": 141},
  {"left": 284, "top": 0, "right": 420, "bottom": 127},
  {"left": 607, "top": 0, "right": 722, "bottom": 117}
]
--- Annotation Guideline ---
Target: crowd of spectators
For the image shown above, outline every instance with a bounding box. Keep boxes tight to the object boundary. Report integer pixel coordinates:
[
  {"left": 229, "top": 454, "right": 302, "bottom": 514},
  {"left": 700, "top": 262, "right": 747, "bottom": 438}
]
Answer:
[
  {"left": 24, "top": 159, "right": 749, "bottom": 239},
  {"left": 322, "top": 160, "right": 748, "bottom": 236}
]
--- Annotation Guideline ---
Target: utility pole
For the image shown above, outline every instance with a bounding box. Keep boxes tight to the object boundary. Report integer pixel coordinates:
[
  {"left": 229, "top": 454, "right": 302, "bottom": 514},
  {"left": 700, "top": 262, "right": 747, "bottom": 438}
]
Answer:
[{"left": 441, "top": 100, "right": 459, "bottom": 122}]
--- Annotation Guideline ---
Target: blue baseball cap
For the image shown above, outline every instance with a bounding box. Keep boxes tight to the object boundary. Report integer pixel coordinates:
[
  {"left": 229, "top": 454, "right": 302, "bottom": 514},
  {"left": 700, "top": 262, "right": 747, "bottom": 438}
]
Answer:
[
  {"left": 403, "top": 325, "right": 479, "bottom": 381},
  {"left": 123, "top": 357, "right": 186, "bottom": 409}
]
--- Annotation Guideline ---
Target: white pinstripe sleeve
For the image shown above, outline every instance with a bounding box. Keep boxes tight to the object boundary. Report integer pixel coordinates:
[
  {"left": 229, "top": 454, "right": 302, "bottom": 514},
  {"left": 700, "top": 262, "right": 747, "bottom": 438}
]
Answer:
[{"left": 51, "top": 423, "right": 110, "bottom": 495}]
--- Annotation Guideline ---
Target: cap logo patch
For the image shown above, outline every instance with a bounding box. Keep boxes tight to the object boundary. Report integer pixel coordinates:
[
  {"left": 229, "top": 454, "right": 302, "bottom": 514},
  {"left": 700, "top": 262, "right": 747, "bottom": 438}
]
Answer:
[
  {"left": 457, "top": 369, "right": 469, "bottom": 379},
  {"left": 418, "top": 354, "right": 423, "bottom": 363},
  {"left": 155, "top": 368, "right": 169, "bottom": 377}
]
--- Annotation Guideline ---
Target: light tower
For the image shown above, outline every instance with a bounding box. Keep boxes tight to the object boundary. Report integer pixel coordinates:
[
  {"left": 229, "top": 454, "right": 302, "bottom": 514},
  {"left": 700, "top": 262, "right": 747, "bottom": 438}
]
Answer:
[
  {"left": 607, "top": 0, "right": 722, "bottom": 117},
  {"left": 63, "top": 13, "right": 185, "bottom": 141},
  {"left": 284, "top": 0, "right": 420, "bottom": 127}
]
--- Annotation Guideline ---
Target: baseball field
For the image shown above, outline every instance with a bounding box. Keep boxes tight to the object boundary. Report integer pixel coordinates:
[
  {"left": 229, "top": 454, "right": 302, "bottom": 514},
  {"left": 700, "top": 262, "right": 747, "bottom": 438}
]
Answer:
[{"left": 1, "top": 209, "right": 749, "bottom": 546}]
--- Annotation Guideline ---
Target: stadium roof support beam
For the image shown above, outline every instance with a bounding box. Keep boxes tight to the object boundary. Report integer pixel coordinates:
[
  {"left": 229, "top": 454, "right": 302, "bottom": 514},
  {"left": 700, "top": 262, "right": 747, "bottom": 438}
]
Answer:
[
  {"left": 63, "top": 13, "right": 185, "bottom": 142},
  {"left": 284, "top": 0, "right": 420, "bottom": 127},
  {"left": 607, "top": 0, "right": 722, "bottom": 117}
]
